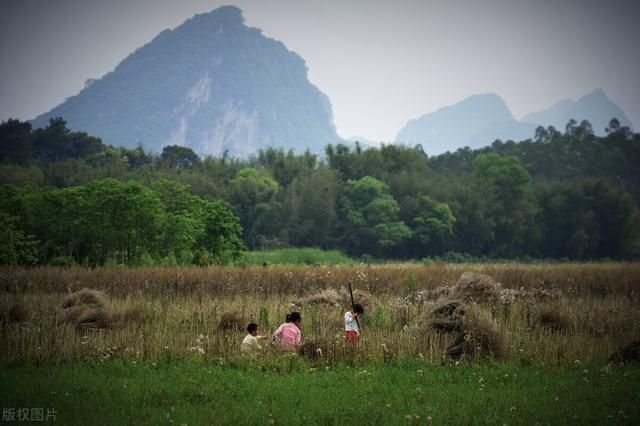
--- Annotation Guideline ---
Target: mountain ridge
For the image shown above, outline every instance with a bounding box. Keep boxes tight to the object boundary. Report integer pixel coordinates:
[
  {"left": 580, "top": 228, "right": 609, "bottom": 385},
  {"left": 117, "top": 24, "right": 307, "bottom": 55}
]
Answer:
[
  {"left": 395, "top": 89, "right": 633, "bottom": 155},
  {"left": 31, "top": 6, "right": 341, "bottom": 157},
  {"left": 522, "top": 88, "right": 634, "bottom": 133}
]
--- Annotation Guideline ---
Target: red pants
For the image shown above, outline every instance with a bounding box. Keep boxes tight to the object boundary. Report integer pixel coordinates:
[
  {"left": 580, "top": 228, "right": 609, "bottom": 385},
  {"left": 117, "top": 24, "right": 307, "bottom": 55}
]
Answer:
[{"left": 344, "top": 330, "right": 360, "bottom": 344}]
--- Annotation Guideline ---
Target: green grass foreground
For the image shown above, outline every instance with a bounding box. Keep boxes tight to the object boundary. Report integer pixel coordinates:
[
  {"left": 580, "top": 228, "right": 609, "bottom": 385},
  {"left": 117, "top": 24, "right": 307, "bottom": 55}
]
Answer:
[{"left": 1, "top": 359, "right": 638, "bottom": 425}]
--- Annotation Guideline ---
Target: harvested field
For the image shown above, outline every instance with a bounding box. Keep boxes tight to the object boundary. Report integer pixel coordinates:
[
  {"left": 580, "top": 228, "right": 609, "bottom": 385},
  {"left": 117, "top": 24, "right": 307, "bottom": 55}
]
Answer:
[{"left": 0, "top": 263, "right": 639, "bottom": 365}]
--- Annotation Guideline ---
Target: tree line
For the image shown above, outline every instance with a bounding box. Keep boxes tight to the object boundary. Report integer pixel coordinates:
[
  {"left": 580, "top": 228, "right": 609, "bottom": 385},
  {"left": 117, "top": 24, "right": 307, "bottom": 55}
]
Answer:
[
  {"left": 1, "top": 117, "right": 639, "bottom": 265},
  {"left": 0, "top": 177, "right": 243, "bottom": 266}
]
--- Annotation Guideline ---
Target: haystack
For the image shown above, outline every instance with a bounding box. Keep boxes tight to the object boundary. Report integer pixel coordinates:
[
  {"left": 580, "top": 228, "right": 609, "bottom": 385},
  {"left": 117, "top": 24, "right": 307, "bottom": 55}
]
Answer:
[
  {"left": 424, "top": 273, "right": 506, "bottom": 304},
  {"left": 60, "top": 288, "right": 141, "bottom": 331},
  {"left": 347, "top": 288, "right": 377, "bottom": 311},
  {"left": 75, "top": 308, "right": 112, "bottom": 330},
  {"left": 421, "top": 300, "right": 467, "bottom": 332},
  {"left": 420, "top": 299, "right": 505, "bottom": 360},
  {"left": 456, "top": 308, "right": 505, "bottom": 359},
  {"left": 61, "top": 288, "right": 107, "bottom": 309},
  {"left": 452, "top": 272, "right": 502, "bottom": 303},
  {"left": 295, "top": 287, "right": 377, "bottom": 312},
  {"left": 424, "top": 286, "right": 452, "bottom": 302},
  {"left": 217, "top": 311, "right": 243, "bottom": 332}
]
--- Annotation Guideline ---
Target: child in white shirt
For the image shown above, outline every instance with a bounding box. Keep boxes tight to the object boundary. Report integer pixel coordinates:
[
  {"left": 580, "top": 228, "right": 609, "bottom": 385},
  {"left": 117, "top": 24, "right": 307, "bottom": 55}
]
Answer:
[
  {"left": 344, "top": 303, "right": 364, "bottom": 349},
  {"left": 241, "top": 323, "right": 268, "bottom": 355}
]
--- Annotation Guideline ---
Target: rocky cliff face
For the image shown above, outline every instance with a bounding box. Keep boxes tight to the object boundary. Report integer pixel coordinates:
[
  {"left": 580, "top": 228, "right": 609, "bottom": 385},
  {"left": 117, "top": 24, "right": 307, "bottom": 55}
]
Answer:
[{"left": 32, "top": 6, "right": 340, "bottom": 157}]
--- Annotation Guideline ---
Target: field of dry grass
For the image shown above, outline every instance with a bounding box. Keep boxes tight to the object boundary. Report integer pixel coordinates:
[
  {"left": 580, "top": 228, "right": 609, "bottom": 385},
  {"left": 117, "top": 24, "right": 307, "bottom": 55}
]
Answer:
[{"left": 1, "top": 263, "right": 639, "bottom": 366}]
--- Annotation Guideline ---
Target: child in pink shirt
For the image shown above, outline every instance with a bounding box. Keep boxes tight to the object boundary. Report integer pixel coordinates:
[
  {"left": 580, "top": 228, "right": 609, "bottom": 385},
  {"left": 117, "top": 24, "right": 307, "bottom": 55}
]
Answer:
[{"left": 273, "top": 312, "right": 302, "bottom": 352}]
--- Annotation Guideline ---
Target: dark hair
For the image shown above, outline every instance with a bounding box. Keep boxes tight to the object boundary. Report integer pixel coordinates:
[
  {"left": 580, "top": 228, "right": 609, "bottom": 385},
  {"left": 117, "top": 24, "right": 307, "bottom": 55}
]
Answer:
[
  {"left": 289, "top": 311, "right": 301, "bottom": 322},
  {"left": 247, "top": 323, "right": 258, "bottom": 333},
  {"left": 353, "top": 303, "right": 364, "bottom": 314},
  {"left": 285, "top": 313, "right": 291, "bottom": 323}
]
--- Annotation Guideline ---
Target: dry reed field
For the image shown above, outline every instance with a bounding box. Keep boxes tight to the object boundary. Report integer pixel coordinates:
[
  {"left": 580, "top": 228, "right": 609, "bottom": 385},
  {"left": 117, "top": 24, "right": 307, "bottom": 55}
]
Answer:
[{"left": 1, "top": 263, "right": 639, "bottom": 366}]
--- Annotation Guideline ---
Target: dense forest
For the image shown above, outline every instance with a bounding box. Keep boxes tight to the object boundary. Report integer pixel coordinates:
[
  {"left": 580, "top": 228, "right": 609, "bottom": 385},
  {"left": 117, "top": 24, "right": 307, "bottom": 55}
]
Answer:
[{"left": 1, "top": 117, "right": 639, "bottom": 265}]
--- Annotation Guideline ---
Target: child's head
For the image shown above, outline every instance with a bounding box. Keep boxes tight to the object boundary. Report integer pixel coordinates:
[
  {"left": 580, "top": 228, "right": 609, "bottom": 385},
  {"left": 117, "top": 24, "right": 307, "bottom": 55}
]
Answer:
[
  {"left": 285, "top": 313, "right": 291, "bottom": 323},
  {"left": 353, "top": 303, "right": 364, "bottom": 315},
  {"left": 247, "top": 323, "right": 258, "bottom": 336},
  {"left": 289, "top": 311, "right": 301, "bottom": 324}
]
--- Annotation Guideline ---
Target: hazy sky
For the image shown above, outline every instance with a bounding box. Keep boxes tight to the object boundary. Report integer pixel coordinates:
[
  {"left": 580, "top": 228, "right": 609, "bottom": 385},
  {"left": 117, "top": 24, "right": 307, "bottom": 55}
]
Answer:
[{"left": 1, "top": 0, "right": 639, "bottom": 141}]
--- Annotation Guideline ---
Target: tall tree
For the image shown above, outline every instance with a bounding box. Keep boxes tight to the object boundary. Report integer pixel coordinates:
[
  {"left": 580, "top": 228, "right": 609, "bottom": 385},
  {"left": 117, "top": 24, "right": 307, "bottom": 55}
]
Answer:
[
  {"left": 339, "top": 176, "right": 411, "bottom": 256},
  {"left": 0, "top": 119, "right": 33, "bottom": 164},
  {"left": 473, "top": 153, "right": 537, "bottom": 256},
  {"left": 228, "top": 167, "right": 279, "bottom": 248}
]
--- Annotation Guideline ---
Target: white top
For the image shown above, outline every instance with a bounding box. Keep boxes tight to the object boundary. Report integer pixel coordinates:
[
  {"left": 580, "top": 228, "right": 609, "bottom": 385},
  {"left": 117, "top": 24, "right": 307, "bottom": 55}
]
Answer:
[
  {"left": 240, "top": 333, "right": 261, "bottom": 354},
  {"left": 344, "top": 311, "right": 359, "bottom": 333}
]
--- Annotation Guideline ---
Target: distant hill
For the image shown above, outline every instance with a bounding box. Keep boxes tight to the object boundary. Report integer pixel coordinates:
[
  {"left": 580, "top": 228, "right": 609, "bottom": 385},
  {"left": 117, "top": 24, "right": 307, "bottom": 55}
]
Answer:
[
  {"left": 31, "top": 6, "right": 341, "bottom": 157},
  {"left": 395, "top": 93, "right": 535, "bottom": 155},
  {"left": 395, "top": 90, "right": 633, "bottom": 155},
  {"left": 522, "top": 89, "right": 634, "bottom": 134}
]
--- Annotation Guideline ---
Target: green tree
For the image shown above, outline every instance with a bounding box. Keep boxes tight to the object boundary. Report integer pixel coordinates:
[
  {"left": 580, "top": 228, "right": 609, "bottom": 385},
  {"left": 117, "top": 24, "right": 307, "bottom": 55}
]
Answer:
[
  {"left": 77, "top": 179, "right": 165, "bottom": 265},
  {"left": 339, "top": 176, "right": 411, "bottom": 256},
  {"left": 0, "top": 213, "right": 39, "bottom": 265},
  {"left": 160, "top": 145, "right": 201, "bottom": 169},
  {"left": 473, "top": 153, "right": 537, "bottom": 256},
  {"left": 0, "top": 119, "right": 33, "bottom": 164},
  {"left": 282, "top": 168, "right": 340, "bottom": 248},
  {"left": 152, "top": 179, "right": 204, "bottom": 264},
  {"left": 32, "top": 117, "right": 73, "bottom": 161},
  {"left": 410, "top": 196, "right": 456, "bottom": 256},
  {"left": 228, "top": 168, "right": 279, "bottom": 248},
  {"left": 198, "top": 199, "right": 245, "bottom": 264},
  {"left": 538, "top": 180, "right": 640, "bottom": 259}
]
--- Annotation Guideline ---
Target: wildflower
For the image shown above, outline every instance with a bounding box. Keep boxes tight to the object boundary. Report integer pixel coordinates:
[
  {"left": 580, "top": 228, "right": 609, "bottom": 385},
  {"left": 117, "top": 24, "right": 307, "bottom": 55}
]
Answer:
[{"left": 190, "top": 346, "right": 205, "bottom": 355}]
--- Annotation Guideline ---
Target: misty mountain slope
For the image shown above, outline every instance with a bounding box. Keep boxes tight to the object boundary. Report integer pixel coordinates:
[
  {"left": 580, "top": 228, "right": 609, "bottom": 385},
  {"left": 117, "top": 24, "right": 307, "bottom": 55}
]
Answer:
[
  {"left": 468, "top": 120, "right": 538, "bottom": 148},
  {"left": 31, "top": 6, "right": 340, "bottom": 157},
  {"left": 523, "top": 89, "right": 634, "bottom": 134},
  {"left": 395, "top": 89, "right": 634, "bottom": 155},
  {"left": 395, "top": 93, "right": 533, "bottom": 155}
]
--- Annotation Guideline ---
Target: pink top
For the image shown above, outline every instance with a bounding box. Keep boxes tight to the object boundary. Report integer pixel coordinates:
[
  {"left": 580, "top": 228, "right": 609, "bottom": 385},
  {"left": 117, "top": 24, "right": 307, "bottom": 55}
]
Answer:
[{"left": 274, "top": 322, "right": 301, "bottom": 351}]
